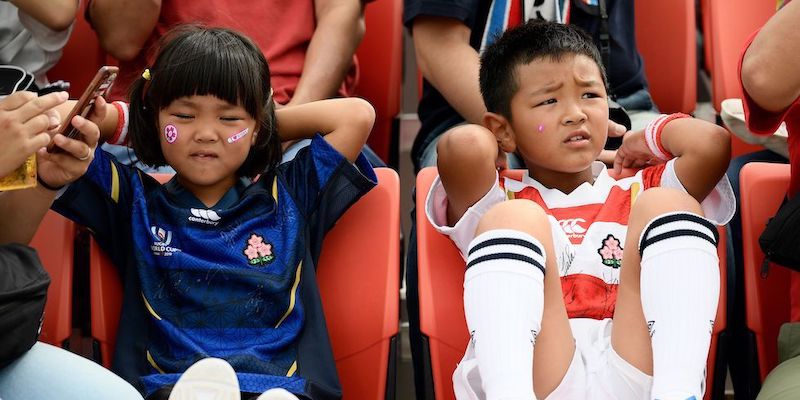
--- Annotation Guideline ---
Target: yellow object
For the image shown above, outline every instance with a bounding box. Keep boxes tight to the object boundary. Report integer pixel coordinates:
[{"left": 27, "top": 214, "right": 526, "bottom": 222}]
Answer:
[
  {"left": 142, "top": 68, "right": 151, "bottom": 80},
  {"left": 0, "top": 154, "right": 37, "bottom": 191}
]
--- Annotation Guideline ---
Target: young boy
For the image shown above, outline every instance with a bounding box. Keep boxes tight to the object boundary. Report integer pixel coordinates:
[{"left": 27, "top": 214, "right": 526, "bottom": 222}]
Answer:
[{"left": 425, "top": 21, "right": 735, "bottom": 400}]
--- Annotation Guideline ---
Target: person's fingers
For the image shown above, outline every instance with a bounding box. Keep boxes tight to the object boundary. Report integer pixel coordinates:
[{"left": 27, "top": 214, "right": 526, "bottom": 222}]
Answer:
[
  {"left": 22, "top": 113, "right": 52, "bottom": 139},
  {"left": 89, "top": 96, "right": 108, "bottom": 123},
  {"left": 52, "top": 133, "right": 93, "bottom": 162},
  {"left": 29, "top": 132, "right": 51, "bottom": 151},
  {"left": 15, "top": 92, "right": 68, "bottom": 123},
  {"left": 0, "top": 91, "right": 37, "bottom": 111},
  {"left": 71, "top": 115, "right": 100, "bottom": 148},
  {"left": 44, "top": 108, "right": 61, "bottom": 131},
  {"left": 607, "top": 120, "right": 628, "bottom": 137}
]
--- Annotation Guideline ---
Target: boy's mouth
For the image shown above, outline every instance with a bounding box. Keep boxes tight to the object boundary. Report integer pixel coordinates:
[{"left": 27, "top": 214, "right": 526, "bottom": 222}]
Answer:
[{"left": 563, "top": 131, "right": 590, "bottom": 143}]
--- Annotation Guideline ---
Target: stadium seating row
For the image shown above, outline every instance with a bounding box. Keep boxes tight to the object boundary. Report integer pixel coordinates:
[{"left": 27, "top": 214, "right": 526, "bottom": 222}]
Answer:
[
  {"left": 32, "top": 163, "right": 790, "bottom": 400},
  {"left": 29, "top": 0, "right": 794, "bottom": 399}
]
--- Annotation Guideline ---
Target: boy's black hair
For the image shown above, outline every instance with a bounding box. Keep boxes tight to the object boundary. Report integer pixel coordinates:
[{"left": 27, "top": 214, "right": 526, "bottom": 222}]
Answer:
[
  {"left": 479, "top": 20, "right": 608, "bottom": 119},
  {"left": 128, "top": 25, "right": 280, "bottom": 178}
]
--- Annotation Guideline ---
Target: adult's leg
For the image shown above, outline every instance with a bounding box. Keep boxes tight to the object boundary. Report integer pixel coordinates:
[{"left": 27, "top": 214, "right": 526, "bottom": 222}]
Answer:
[
  {"left": 755, "top": 355, "right": 800, "bottom": 400},
  {"left": 612, "top": 188, "right": 720, "bottom": 399},
  {"left": 0, "top": 342, "right": 143, "bottom": 400},
  {"left": 466, "top": 200, "right": 574, "bottom": 399}
]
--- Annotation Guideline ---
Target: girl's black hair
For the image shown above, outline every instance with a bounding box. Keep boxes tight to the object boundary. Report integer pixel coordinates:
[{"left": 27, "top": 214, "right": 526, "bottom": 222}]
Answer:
[
  {"left": 128, "top": 25, "right": 280, "bottom": 178},
  {"left": 479, "top": 20, "right": 608, "bottom": 120}
]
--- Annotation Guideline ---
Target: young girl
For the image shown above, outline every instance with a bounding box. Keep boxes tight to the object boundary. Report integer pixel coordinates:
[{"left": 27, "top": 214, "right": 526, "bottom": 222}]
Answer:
[{"left": 34, "top": 27, "right": 376, "bottom": 400}]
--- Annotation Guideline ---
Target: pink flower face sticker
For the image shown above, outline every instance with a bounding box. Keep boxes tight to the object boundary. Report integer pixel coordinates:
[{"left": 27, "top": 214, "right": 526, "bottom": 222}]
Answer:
[
  {"left": 597, "top": 234, "right": 624, "bottom": 269},
  {"left": 164, "top": 124, "right": 178, "bottom": 144},
  {"left": 227, "top": 128, "right": 249, "bottom": 144}
]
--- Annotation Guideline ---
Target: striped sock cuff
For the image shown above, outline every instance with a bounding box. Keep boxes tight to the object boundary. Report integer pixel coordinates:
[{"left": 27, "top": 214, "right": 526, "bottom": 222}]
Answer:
[
  {"left": 466, "top": 229, "right": 546, "bottom": 277},
  {"left": 638, "top": 212, "right": 718, "bottom": 258}
]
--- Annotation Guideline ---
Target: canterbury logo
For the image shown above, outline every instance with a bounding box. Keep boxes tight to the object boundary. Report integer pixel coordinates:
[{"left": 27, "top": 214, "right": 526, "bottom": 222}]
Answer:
[
  {"left": 188, "top": 208, "right": 221, "bottom": 226},
  {"left": 559, "top": 218, "right": 586, "bottom": 235}
]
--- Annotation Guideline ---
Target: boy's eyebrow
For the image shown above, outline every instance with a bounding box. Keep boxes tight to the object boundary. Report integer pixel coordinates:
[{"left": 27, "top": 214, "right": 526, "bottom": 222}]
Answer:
[
  {"left": 575, "top": 77, "right": 601, "bottom": 87},
  {"left": 530, "top": 82, "right": 563, "bottom": 96}
]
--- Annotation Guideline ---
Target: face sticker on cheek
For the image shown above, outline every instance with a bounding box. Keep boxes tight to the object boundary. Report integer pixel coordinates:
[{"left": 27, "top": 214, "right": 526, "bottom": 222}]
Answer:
[
  {"left": 164, "top": 124, "right": 178, "bottom": 144},
  {"left": 227, "top": 128, "right": 249, "bottom": 144}
]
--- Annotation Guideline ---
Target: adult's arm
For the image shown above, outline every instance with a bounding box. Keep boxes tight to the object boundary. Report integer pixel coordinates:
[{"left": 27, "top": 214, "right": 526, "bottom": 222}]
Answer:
[
  {"left": 741, "top": 0, "right": 800, "bottom": 113},
  {"left": 88, "top": 0, "right": 161, "bottom": 61},
  {"left": 9, "top": 0, "right": 78, "bottom": 31},
  {"left": 287, "top": 0, "right": 366, "bottom": 106},
  {"left": 412, "top": 16, "right": 485, "bottom": 124}
]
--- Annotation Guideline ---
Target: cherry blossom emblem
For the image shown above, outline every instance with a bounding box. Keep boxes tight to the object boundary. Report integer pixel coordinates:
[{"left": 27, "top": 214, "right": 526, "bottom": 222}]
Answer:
[
  {"left": 243, "top": 233, "right": 274, "bottom": 266},
  {"left": 597, "top": 234, "right": 623, "bottom": 269}
]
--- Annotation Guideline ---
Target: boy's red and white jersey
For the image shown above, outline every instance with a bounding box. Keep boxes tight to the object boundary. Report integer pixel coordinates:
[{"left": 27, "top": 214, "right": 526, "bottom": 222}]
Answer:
[
  {"left": 425, "top": 161, "right": 734, "bottom": 321},
  {"left": 503, "top": 163, "right": 664, "bottom": 320}
]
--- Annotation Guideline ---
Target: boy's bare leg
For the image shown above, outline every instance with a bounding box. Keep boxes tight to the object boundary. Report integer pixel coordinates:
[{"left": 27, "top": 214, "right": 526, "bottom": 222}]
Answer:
[
  {"left": 612, "top": 187, "right": 720, "bottom": 399},
  {"left": 473, "top": 200, "right": 575, "bottom": 399}
]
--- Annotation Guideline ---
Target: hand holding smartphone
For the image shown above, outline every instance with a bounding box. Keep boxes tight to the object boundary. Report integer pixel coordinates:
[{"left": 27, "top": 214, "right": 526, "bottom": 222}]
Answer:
[{"left": 47, "top": 66, "right": 118, "bottom": 153}]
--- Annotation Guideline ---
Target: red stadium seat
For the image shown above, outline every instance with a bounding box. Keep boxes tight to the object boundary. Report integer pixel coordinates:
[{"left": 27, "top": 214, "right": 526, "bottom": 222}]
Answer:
[
  {"left": 415, "top": 167, "right": 728, "bottom": 400},
  {"left": 740, "top": 162, "right": 794, "bottom": 382},
  {"left": 90, "top": 168, "right": 400, "bottom": 399},
  {"left": 29, "top": 211, "right": 76, "bottom": 347},
  {"left": 704, "top": 0, "right": 775, "bottom": 158},
  {"left": 354, "top": 0, "right": 403, "bottom": 165},
  {"left": 634, "top": 0, "right": 696, "bottom": 114}
]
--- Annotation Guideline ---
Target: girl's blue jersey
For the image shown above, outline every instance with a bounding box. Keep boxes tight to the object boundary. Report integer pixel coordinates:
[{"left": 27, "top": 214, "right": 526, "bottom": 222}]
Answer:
[{"left": 53, "top": 135, "right": 376, "bottom": 399}]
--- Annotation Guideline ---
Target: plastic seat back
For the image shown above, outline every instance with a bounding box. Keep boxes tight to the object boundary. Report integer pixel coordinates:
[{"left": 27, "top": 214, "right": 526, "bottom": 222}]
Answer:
[
  {"left": 354, "top": 0, "right": 403, "bottom": 164},
  {"left": 634, "top": 0, "right": 696, "bottom": 114},
  {"left": 416, "top": 167, "right": 728, "bottom": 400},
  {"left": 705, "top": 0, "right": 775, "bottom": 157},
  {"left": 90, "top": 170, "right": 400, "bottom": 399},
  {"left": 318, "top": 167, "right": 400, "bottom": 399},
  {"left": 29, "top": 211, "right": 75, "bottom": 346},
  {"left": 740, "top": 162, "right": 793, "bottom": 381}
]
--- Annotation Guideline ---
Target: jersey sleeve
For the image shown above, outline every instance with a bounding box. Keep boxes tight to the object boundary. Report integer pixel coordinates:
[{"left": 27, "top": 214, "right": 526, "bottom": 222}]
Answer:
[
  {"left": 424, "top": 171, "right": 507, "bottom": 258},
  {"left": 278, "top": 134, "right": 377, "bottom": 233},
  {"left": 403, "top": 0, "right": 481, "bottom": 29},
  {"left": 645, "top": 159, "right": 736, "bottom": 225},
  {"left": 52, "top": 149, "right": 138, "bottom": 263}
]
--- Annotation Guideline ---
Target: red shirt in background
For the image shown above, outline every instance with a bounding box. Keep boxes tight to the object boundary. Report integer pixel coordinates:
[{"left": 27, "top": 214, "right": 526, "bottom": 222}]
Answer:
[{"left": 101, "top": 0, "right": 359, "bottom": 104}]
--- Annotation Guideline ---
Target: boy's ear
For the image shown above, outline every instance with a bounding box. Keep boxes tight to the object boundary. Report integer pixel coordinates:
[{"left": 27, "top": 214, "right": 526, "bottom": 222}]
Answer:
[{"left": 483, "top": 112, "right": 516, "bottom": 153}]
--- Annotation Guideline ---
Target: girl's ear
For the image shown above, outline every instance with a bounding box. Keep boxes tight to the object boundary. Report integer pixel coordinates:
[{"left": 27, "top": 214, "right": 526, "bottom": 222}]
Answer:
[
  {"left": 250, "top": 123, "right": 259, "bottom": 145},
  {"left": 483, "top": 112, "right": 516, "bottom": 153}
]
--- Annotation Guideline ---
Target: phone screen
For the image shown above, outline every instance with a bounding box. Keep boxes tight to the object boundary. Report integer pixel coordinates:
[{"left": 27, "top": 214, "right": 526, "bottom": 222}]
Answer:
[{"left": 47, "top": 66, "right": 119, "bottom": 153}]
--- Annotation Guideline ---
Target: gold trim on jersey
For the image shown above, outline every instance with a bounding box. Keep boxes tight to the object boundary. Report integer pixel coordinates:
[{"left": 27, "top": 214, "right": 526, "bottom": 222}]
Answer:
[{"left": 275, "top": 262, "right": 302, "bottom": 328}]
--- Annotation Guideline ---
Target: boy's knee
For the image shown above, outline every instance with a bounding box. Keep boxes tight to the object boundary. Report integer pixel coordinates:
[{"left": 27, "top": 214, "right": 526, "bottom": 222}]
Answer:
[
  {"left": 476, "top": 199, "right": 549, "bottom": 236},
  {"left": 631, "top": 187, "right": 703, "bottom": 222},
  {"left": 437, "top": 124, "right": 497, "bottom": 167}
]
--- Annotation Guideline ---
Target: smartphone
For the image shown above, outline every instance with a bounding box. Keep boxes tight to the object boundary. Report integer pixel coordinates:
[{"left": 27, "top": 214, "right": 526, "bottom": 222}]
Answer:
[{"left": 47, "top": 66, "right": 119, "bottom": 153}]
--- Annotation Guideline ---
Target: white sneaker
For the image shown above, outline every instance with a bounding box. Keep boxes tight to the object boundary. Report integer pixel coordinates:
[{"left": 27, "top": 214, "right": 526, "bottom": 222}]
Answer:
[
  {"left": 255, "top": 388, "right": 300, "bottom": 400},
  {"left": 168, "top": 358, "right": 240, "bottom": 400}
]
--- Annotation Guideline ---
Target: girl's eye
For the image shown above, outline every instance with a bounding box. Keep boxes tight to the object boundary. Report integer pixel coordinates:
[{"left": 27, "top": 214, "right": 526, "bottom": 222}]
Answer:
[
  {"left": 582, "top": 92, "right": 601, "bottom": 99},
  {"left": 537, "top": 98, "right": 557, "bottom": 106},
  {"left": 220, "top": 116, "right": 243, "bottom": 122},
  {"left": 173, "top": 113, "right": 193, "bottom": 120}
]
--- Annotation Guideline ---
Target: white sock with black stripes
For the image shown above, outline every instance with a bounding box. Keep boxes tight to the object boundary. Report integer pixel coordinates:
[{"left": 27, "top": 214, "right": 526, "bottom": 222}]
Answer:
[
  {"left": 464, "top": 229, "right": 546, "bottom": 400},
  {"left": 638, "top": 212, "right": 720, "bottom": 400}
]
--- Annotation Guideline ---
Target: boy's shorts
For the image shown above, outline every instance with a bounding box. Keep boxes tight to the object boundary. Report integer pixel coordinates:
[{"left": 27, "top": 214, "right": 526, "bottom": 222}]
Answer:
[{"left": 453, "top": 319, "right": 653, "bottom": 400}]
